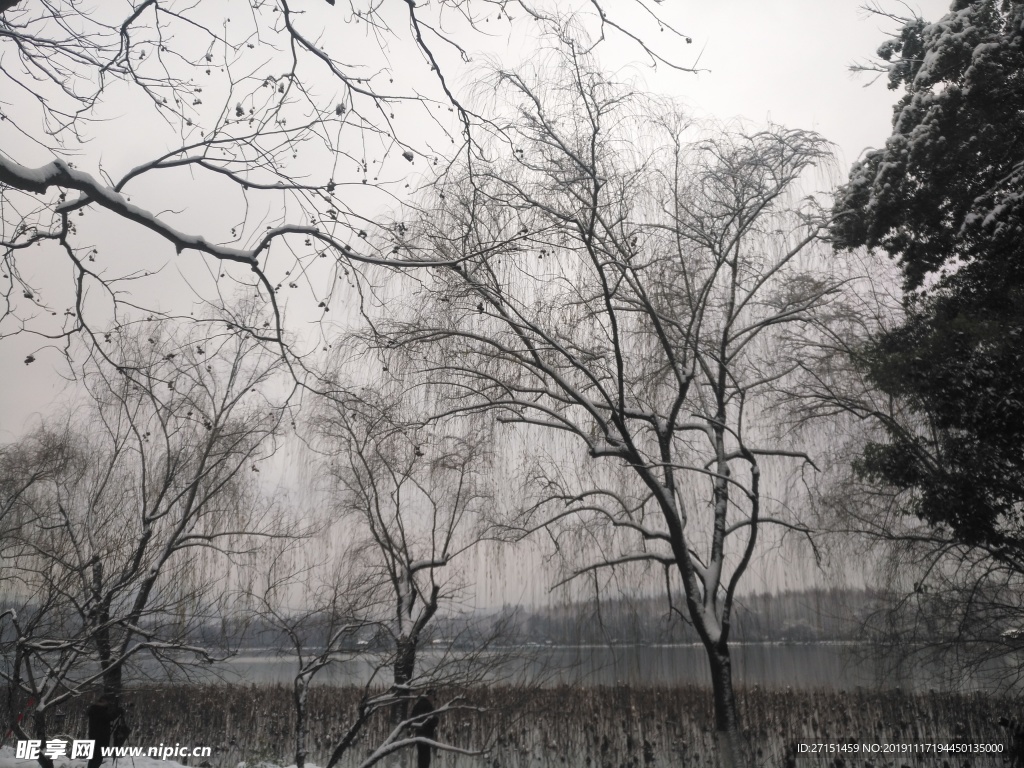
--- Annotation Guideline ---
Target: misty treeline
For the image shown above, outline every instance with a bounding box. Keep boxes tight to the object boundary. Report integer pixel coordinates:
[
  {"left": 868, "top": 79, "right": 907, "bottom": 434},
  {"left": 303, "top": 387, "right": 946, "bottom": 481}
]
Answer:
[
  {"left": 188, "top": 589, "right": 879, "bottom": 650},
  {"left": 2, "top": 0, "right": 1023, "bottom": 766},
  {"left": 500, "top": 589, "right": 876, "bottom": 646}
]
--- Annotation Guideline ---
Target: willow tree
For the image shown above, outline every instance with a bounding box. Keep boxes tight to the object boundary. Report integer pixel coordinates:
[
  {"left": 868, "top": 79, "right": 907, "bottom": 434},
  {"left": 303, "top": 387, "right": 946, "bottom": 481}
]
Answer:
[
  {"left": 312, "top": 383, "right": 497, "bottom": 768},
  {"left": 372, "top": 52, "right": 834, "bottom": 767},
  {"left": 0, "top": 317, "right": 285, "bottom": 767}
]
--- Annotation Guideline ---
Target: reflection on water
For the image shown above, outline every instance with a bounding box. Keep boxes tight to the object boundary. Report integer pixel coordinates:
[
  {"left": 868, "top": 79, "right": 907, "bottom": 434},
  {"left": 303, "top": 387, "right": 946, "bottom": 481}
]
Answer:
[{"left": 216, "top": 643, "right": 1008, "bottom": 691}]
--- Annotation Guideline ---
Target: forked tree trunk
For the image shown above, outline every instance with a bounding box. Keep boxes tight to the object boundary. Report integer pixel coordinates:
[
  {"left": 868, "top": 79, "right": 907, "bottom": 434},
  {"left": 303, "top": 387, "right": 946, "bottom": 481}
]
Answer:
[{"left": 707, "top": 646, "right": 751, "bottom": 768}]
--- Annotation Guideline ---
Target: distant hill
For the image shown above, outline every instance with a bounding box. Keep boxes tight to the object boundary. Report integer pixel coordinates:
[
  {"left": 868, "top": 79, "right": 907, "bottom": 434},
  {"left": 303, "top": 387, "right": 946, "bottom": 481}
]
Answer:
[
  {"left": 46, "top": 587, "right": 875, "bottom": 652},
  {"left": 448, "top": 588, "right": 878, "bottom": 646}
]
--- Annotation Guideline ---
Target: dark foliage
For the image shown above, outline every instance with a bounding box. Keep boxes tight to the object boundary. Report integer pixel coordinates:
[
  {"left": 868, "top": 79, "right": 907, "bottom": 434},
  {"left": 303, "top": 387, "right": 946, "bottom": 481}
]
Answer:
[{"left": 831, "top": 0, "right": 1024, "bottom": 557}]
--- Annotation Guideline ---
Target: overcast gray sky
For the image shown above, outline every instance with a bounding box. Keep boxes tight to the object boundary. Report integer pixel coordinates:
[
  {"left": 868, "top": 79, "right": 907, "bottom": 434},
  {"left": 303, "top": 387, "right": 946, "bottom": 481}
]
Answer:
[
  {"left": 617, "top": 0, "right": 949, "bottom": 169},
  {"left": 0, "top": 0, "right": 951, "bottom": 438},
  {"left": 0, "top": 0, "right": 961, "bottom": 613}
]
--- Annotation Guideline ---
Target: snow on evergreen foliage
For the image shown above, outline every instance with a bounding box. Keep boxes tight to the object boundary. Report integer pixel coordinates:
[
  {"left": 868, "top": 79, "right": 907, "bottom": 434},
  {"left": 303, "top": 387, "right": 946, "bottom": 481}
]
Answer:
[
  {"left": 833, "top": 0, "right": 1024, "bottom": 289},
  {"left": 831, "top": 0, "right": 1024, "bottom": 555}
]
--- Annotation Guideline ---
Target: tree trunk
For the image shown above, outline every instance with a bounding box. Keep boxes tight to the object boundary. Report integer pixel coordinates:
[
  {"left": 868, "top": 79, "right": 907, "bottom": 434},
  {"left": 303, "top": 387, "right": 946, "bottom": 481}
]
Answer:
[
  {"left": 99, "top": 646, "right": 129, "bottom": 748},
  {"left": 392, "top": 638, "right": 418, "bottom": 768},
  {"left": 33, "top": 710, "right": 54, "bottom": 768},
  {"left": 393, "top": 637, "right": 417, "bottom": 719},
  {"left": 294, "top": 677, "right": 308, "bottom": 768},
  {"left": 707, "top": 646, "right": 750, "bottom": 768},
  {"left": 100, "top": 659, "right": 122, "bottom": 713},
  {"left": 89, "top": 625, "right": 129, "bottom": 768},
  {"left": 95, "top": 593, "right": 126, "bottom": 740}
]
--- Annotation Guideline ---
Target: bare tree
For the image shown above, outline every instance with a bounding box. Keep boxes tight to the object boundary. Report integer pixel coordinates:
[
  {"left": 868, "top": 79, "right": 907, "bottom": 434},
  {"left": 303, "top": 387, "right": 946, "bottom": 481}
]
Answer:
[
  {"left": 241, "top": 534, "right": 381, "bottom": 768},
  {"left": 0, "top": 0, "right": 697, "bottom": 359},
  {"left": 820, "top": 466, "right": 1024, "bottom": 692},
  {"left": 371, "top": 51, "right": 834, "bottom": 767},
  {"left": 313, "top": 379, "right": 497, "bottom": 768},
  {"left": 0, "top": 315, "right": 286, "bottom": 767},
  {"left": 0, "top": 428, "right": 75, "bottom": 571},
  {"left": 238, "top": 519, "right": 485, "bottom": 768},
  {"left": 779, "top": 253, "right": 1024, "bottom": 691}
]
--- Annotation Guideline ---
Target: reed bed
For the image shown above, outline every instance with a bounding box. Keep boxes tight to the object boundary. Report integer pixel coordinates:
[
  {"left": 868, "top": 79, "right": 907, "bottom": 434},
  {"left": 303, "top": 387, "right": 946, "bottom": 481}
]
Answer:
[{"left": 12, "top": 685, "right": 1016, "bottom": 768}]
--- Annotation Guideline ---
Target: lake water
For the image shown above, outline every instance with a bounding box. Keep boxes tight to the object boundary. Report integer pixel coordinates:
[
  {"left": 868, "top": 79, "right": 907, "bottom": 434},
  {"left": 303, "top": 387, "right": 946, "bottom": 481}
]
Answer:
[{"left": 216, "top": 643, "right": 1009, "bottom": 692}]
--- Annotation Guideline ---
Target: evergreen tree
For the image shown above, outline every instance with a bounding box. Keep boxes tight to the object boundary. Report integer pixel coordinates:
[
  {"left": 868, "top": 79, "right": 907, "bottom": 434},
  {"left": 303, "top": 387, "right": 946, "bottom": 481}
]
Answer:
[{"left": 832, "top": 0, "right": 1024, "bottom": 556}]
